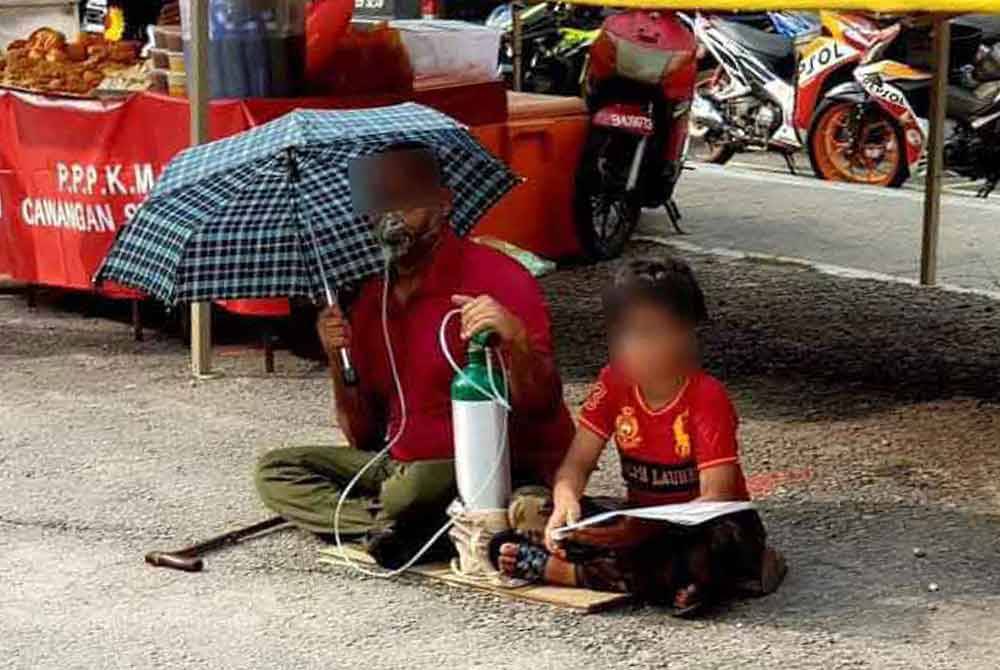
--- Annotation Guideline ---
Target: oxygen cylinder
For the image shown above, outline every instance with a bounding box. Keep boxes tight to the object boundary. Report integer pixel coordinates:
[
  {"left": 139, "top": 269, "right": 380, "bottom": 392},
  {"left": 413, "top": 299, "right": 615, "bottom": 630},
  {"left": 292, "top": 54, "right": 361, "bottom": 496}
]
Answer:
[{"left": 451, "top": 331, "right": 511, "bottom": 511}]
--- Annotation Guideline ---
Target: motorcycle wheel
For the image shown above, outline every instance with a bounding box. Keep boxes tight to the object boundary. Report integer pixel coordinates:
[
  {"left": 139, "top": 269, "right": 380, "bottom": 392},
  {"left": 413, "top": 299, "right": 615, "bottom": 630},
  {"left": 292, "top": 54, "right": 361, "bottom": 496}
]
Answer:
[
  {"left": 574, "top": 129, "right": 643, "bottom": 261},
  {"left": 808, "top": 99, "right": 908, "bottom": 188},
  {"left": 690, "top": 68, "right": 738, "bottom": 165}
]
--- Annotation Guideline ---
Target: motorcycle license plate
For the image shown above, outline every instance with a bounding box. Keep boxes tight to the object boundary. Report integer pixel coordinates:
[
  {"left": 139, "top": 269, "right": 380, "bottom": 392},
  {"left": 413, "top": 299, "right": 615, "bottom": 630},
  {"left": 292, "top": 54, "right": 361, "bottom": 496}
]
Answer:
[{"left": 593, "top": 104, "right": 655, "bottom": 136}]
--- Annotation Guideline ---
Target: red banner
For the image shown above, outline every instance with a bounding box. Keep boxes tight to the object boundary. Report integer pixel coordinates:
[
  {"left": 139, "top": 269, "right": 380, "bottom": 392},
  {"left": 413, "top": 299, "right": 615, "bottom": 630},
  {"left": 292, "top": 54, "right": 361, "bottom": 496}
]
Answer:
[
  {"left": 0, "top": 92, "right": 246, "bottom": 295},
  {"left": 0, "top": 84, "right": 508, "bottom": 313}
]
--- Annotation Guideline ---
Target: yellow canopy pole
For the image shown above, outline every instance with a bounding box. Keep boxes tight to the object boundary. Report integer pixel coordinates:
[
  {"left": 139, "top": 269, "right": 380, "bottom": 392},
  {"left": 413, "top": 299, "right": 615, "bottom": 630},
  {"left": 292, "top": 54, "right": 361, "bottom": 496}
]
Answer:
[
  {"left": 512, "top": 1, "right": 524, "bottom": 92},
  {"left": 920, "top": 15, "right": 950, "bottom": 286},
  {"left": 189, "top": 0, "right": 213, "bottom": 376},
  {"left": 559, "top": 1, "right": 1000, "bottom": 11}
]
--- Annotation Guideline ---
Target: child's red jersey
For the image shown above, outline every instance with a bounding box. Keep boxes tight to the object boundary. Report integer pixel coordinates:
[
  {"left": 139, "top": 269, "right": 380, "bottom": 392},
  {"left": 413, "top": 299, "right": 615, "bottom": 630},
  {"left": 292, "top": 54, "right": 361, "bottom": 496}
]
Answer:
[{"left": 578, "top": 365, "right": 750, "bottom": 506}]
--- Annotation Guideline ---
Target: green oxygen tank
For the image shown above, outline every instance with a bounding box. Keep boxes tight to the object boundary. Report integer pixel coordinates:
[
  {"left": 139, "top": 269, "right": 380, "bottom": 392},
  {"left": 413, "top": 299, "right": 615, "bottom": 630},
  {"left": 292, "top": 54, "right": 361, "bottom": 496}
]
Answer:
[{"left": 451, "top": 331, "right": 511, "bottom": 511}]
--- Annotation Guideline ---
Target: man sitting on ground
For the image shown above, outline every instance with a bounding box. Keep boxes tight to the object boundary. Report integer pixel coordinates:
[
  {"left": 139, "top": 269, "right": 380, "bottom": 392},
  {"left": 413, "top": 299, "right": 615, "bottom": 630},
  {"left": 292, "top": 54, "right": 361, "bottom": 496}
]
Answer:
[{"left": 255, "top": 144, "right": 574, "bottom": 567}]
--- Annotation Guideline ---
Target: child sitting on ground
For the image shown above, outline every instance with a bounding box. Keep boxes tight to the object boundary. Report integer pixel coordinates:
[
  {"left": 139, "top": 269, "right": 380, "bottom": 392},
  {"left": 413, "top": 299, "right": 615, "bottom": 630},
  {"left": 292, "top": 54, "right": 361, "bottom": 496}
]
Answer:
[{"left": 489, "top": 256, "right": 785, "bottom": 615}]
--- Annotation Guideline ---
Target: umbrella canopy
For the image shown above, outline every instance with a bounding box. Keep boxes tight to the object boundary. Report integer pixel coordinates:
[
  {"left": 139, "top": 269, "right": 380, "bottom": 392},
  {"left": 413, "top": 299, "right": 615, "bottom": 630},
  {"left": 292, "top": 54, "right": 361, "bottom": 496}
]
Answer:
[
  {"left": 95, "top": 103, "right": 519, "bottom": 304},
  {"left": 561, "top": 1, "right": 1000, "bottom": 10}
]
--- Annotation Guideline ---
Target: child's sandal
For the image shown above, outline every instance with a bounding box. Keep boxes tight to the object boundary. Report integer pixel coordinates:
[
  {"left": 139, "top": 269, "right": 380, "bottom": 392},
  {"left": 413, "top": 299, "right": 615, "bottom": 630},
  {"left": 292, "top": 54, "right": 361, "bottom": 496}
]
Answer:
[
  {"left": 670, "top": 583, "right": 709, "bottom": 619},
  {"left": 487, "top": 530, "right": 550, "bottom": 583}
]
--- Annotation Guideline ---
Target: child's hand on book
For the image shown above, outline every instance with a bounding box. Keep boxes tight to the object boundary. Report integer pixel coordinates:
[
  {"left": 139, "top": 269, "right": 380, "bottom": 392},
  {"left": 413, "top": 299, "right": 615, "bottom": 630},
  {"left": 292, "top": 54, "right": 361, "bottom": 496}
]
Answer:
[{"left": 545, "top": 492, "right": 581, "bottom": 555}]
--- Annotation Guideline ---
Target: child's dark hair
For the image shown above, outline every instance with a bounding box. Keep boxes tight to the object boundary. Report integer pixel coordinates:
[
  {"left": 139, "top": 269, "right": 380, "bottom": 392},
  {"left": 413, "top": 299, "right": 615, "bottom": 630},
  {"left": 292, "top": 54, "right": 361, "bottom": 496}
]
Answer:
[{"left": 603, "top": 256, "right": 708, "bottom": 326}]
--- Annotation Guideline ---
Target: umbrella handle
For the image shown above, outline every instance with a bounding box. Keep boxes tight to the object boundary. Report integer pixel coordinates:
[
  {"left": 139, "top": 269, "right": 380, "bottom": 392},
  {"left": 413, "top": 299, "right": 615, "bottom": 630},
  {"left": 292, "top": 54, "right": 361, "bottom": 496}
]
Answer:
[
  {"left": 322, "top": 285, "right": 359, "bottom": 388},
  {"left": 338, "top": 347, "right": 359, "bottom": 387}
]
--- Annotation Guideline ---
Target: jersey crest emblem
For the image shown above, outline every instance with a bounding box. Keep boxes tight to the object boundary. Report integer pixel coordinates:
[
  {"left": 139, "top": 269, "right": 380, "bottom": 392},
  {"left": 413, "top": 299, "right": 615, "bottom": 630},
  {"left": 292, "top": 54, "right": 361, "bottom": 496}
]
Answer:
[{"left": 615, "top": 407, "right": 642, "bottom": 450}]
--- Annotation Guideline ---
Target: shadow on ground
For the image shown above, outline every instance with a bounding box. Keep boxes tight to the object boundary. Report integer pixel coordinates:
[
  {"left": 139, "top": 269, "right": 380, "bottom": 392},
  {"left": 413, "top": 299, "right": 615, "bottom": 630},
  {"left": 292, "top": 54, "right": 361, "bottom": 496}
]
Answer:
[
  {"left": 544, "top": 245, "right": 1000, "bottom": 420},
  {"left": 586, "top": 497, "right": 1000, "bottom": 643}
]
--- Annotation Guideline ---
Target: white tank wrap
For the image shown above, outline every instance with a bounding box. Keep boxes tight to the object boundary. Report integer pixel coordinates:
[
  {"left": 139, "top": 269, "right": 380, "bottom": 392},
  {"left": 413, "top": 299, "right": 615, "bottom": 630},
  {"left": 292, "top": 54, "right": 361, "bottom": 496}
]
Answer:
[{"left": 452, "top": 398, "right": 511, "bottom": 511}]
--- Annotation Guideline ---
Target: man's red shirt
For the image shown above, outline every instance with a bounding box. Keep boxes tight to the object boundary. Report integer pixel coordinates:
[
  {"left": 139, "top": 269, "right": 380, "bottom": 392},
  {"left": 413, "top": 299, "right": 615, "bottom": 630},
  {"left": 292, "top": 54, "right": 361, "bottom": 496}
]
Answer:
[
  {"left": 579, "top": 365, "right": 750, "bottom": 506},
  {"left": 347, "top": 231, "right": 574, "bottom": 482}
]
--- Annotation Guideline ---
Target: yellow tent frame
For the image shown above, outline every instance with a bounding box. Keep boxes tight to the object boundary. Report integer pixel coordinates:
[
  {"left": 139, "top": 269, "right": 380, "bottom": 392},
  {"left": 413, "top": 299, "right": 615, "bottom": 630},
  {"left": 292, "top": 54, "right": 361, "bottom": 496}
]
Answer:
[
  {"left": 184, "top": 1, "right": 996, "bottom": 376},
  {"left": 560, "top": 1, "right": 1000, "bottom": 10}
]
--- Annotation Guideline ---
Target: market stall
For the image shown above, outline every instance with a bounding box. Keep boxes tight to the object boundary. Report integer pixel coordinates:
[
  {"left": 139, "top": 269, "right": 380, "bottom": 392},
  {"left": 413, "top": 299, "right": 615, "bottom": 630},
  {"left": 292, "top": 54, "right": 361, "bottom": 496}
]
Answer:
[{"left": 0, "top": 1, "right": 589, "bottom": 363}]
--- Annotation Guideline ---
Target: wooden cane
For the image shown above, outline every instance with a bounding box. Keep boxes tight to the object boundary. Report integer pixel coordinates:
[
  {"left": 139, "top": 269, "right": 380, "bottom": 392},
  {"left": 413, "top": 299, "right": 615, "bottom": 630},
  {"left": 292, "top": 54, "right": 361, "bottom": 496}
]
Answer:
[{"left": 145, "top": 516, "right": 288, "bottom": 572}]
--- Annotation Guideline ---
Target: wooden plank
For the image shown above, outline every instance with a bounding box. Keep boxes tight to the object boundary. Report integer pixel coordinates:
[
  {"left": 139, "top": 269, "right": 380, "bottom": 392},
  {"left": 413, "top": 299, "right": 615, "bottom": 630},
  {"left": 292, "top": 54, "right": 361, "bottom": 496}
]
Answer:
[{"left": 318, "top": 545, "right": 632, "bottom": 614}]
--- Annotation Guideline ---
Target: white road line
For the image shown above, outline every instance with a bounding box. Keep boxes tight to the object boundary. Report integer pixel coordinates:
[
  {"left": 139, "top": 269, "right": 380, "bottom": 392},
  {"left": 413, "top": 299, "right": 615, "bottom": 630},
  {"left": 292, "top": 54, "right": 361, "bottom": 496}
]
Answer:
[
  {"left": 723, "top": 159, "right": 979, "bottom": 197},
  {"left": 635, "top": 234, "right": 1000, "bottom": 303},
  {"left": 687, "top": 163, "right": 1000, "bottom": 213}
]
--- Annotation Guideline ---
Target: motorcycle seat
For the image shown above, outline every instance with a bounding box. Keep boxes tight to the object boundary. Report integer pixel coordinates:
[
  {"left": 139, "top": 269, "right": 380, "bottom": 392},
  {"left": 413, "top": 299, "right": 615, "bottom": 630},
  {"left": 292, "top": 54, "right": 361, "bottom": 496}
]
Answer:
[
  {"left": 948, "top": 84, "right": 999, "bottom": 120},
  {"left": 954, "top": 14, "right": 1000, "bottom": 46},
  {"left": 715, "top": 19, "right": 796, "bottom": 79}
]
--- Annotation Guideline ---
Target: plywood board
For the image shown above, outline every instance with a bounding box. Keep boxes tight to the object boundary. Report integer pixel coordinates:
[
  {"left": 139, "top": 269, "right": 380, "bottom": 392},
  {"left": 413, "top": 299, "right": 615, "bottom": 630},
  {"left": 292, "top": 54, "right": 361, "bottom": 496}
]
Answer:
[{"left": 318, "top": 544, "right": 632, "bottom": 614}]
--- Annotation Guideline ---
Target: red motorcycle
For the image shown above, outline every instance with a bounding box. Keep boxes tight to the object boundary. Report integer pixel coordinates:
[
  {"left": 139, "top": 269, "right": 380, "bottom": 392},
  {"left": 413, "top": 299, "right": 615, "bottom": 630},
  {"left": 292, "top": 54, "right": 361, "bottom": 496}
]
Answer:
[{"left": 575, "top": 10, "right": 696, "bottom": 260}]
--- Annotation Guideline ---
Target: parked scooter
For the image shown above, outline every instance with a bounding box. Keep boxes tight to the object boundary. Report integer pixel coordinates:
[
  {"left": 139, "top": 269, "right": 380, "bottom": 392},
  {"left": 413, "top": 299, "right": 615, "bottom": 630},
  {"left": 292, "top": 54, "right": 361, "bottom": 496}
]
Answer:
[
  {"left": 525, "top": 24, "right": 600, "bottom": 96},
  {"left": 488, "top": 2, "right": 602, "bottom": 96},
  {"left": 688, "top": 11, "right": 879, "bottom": 169},
  {"left": 689, "top": 12, "right": 804, "bottom": 167},
  {"left": 488, "top": 2, "right": 560, "bottom": 88},
  {"left": 575, "top": 10, "right": 696, "bottom": 260},
  {"left": 810, "top": 20, "right": 1000, "bottom": 195}
]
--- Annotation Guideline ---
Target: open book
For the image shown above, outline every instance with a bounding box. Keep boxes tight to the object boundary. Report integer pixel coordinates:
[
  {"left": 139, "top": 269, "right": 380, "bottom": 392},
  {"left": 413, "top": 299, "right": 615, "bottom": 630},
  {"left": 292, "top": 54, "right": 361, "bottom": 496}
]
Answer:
[{"left": 552, "top": 501, "right": 755, "bottom": 540}]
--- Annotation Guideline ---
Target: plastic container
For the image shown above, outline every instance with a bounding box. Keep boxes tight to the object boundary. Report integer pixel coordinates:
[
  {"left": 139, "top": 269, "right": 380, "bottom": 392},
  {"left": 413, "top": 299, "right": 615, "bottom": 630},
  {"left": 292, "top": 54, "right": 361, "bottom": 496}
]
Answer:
[
  {"left": 167, "top": 71, "right": 187, "bottom": 97},
  {"left": 153, "top": 24, "right": 184, "bottom": 51},
  {"left": 391, "top": 20, "right": 500, "bottom": 84},
  {"left": 168, "top": 51, "right": 186, "bottom": 74},
  {"left": 149, "top": 68, "right": 169, "bottom": 94},
  {"left": 179, "top": 0, "right": 307, "bottom": 98},
  {"left": 150, "top": 48, "right": 170, "bottom": 69}
]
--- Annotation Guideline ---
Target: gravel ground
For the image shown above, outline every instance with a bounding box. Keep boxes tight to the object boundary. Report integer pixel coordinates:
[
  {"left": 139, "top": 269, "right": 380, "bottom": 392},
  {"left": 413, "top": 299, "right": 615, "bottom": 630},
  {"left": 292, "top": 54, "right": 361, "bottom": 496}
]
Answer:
[{"left": 3, "top": 242, "right": 1000, "bottom": 670}]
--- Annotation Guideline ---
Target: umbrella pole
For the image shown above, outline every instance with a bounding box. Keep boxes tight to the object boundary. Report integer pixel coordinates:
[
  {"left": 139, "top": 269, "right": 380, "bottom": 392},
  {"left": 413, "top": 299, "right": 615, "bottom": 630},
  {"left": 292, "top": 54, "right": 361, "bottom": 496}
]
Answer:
[
  {"left": 920, "top": 15, "right": 950, "bottom": 287},
  {"left": 190, "top": 0, "right": 213, "bottom": 376}
]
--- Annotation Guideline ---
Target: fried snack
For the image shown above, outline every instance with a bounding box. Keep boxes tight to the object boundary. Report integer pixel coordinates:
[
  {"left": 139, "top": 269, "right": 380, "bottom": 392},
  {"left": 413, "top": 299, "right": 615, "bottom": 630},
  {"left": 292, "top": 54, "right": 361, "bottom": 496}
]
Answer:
[
  {"left": 109, "top": 42, "right": 137, "bottom": 64},
  {"left": 45, "top": 49, "right": 68, "bottom": 64},
  {"left": 3, "top": 27, "right": 140, "bottom": 97},
  {"left": 76, "top": 32, "right": 104, "bottom": 47},
  {"left": 65, "top": 42, "right": 88, "bottom": 62},
  {"left": 81, "top": 69, "right": 104, "bottom": 86},
  {"left": 28, "top": 28, "right": 66, "bottom": 52},
  {"left": 86, "top": 45, "right": 109, "bottom": 60}
]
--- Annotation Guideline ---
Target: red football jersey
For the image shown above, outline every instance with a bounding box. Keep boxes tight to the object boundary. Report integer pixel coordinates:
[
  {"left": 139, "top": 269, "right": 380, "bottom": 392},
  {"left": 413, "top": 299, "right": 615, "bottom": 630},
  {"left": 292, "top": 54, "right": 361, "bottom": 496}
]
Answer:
[{"left": 579, "top": 365, "right": 750, "bottom": 505}]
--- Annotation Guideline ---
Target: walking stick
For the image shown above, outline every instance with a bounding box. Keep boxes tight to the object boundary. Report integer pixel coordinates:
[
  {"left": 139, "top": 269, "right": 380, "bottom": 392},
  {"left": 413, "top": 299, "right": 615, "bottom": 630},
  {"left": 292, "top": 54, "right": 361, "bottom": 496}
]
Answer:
[{"left": 145, "top": 516, "right": 288, "bottom": 572}]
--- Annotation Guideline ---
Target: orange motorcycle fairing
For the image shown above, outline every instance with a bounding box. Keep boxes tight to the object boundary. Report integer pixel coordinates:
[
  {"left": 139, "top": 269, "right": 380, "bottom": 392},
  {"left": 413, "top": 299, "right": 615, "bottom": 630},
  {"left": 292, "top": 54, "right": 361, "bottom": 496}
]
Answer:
[{"left": 855, "top": 61, "right": 930, "bottom": 168}]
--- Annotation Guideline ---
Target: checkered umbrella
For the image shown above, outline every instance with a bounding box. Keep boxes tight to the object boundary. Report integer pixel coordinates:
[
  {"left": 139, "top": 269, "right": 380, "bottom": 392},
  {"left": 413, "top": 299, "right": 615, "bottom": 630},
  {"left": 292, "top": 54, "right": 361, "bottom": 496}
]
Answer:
[{"left": 95, "top": 103, "right": 519, "bottom": 304}]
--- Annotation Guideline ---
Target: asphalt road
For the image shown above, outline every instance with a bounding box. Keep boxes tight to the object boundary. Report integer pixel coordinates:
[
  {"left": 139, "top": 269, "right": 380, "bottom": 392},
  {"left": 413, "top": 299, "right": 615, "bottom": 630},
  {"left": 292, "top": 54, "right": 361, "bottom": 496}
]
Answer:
[
  {"left": 5, "top": 239, "right": 1000, "bottom": 669},
  {"left": 643, "top": 152, "right": 1000, "bottom": 294},
  {"left": 5, "top": 156, "right": 1000, "bottom": 669}
]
